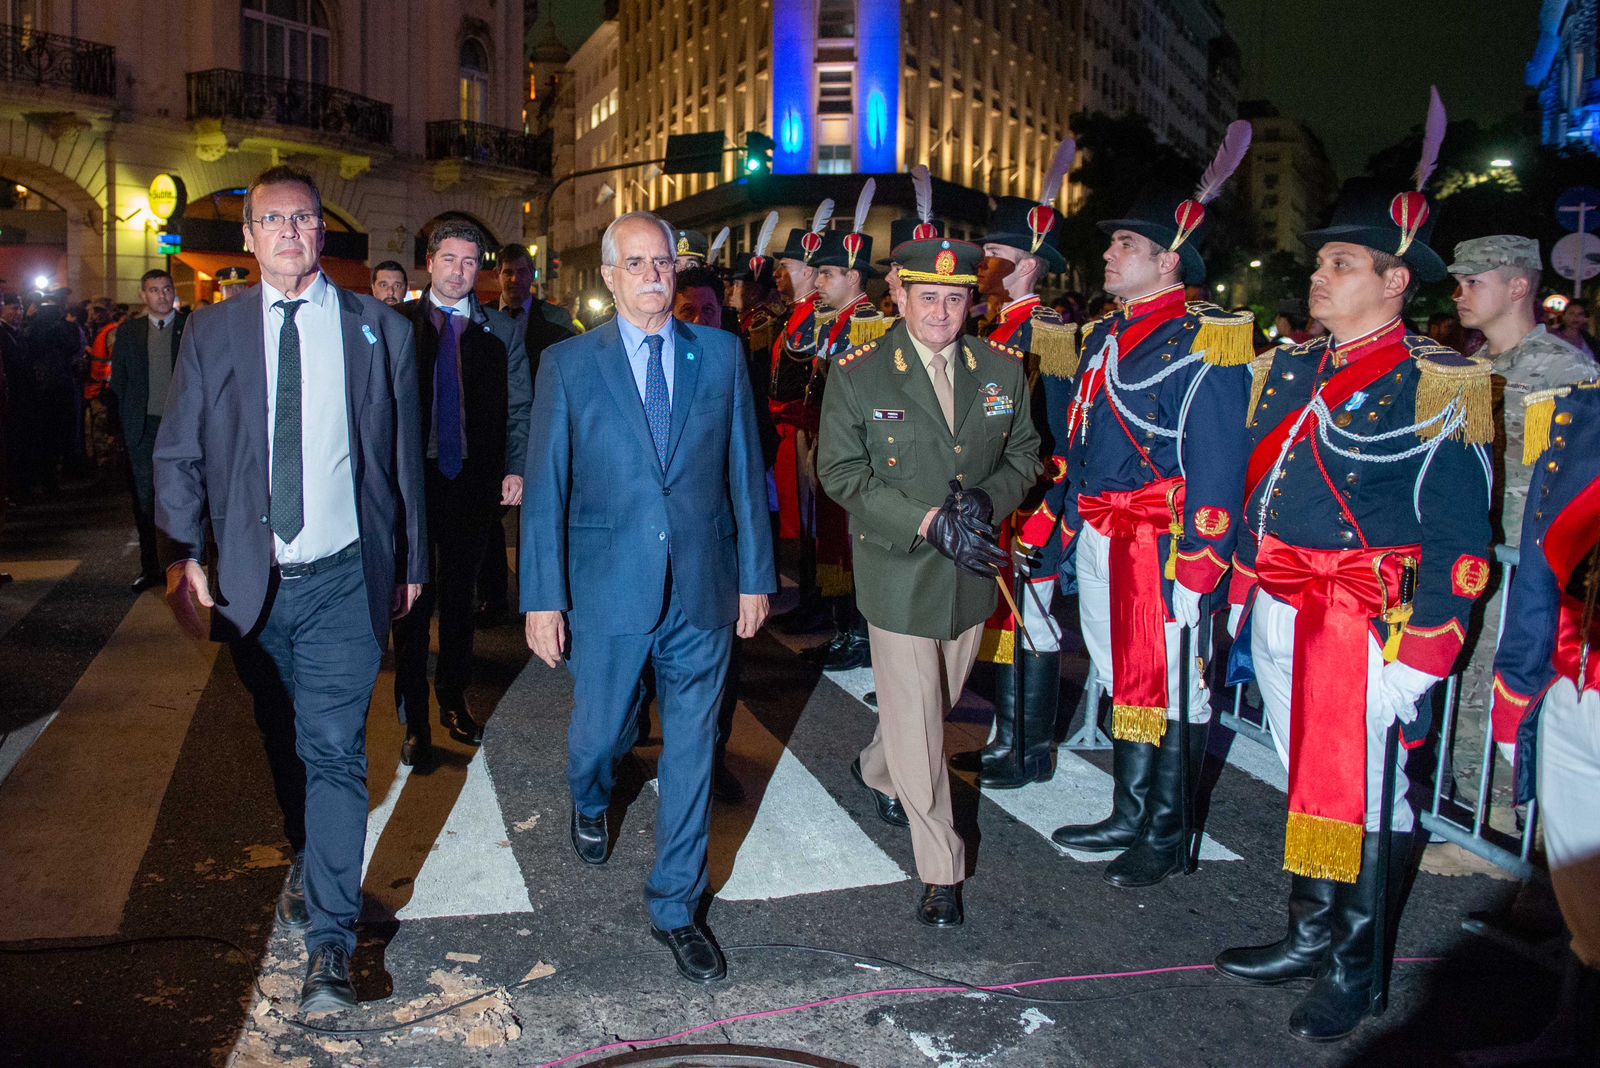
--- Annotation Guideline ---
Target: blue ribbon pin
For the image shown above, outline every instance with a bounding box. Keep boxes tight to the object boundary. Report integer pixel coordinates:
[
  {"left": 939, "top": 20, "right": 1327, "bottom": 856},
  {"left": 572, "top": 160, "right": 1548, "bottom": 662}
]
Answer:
[{"left": 361, "top": 324, "right": 377, "bottom": 345}]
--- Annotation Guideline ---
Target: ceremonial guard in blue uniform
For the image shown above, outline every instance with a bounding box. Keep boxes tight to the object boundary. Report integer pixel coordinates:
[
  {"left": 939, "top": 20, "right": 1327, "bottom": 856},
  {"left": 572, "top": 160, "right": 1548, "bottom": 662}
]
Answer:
[
  {"left": 1048, "top": 123, "right": 1257, "bottom": 892},
  {"left": 1485, "top": 381, "right": 1600, "bottom": 1063},
  {"left": 1216, "top": 92, "right": 1496, "bottom": 1043}
]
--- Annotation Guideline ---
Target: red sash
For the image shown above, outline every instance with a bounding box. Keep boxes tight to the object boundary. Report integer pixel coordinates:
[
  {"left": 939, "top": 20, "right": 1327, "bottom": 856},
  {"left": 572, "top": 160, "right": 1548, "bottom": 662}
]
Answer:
[
  {"left": 771, "top": 293, "right": 818, "bottom": 374},
  {"left": 1548, "top": 475, "right": 1600, "bottom": 693},
  {"left": 1244, "top": 343, "right": 1412, "bottom": 502},
  {"left": 1255, "top": 535, "right": 1419, "bottom": 883},
  {"left": 1078, "top": 477, "right": 1185, "bottom": 743},
  {"left": 822, "top": 294, "right": 872, "bottom": 354}
]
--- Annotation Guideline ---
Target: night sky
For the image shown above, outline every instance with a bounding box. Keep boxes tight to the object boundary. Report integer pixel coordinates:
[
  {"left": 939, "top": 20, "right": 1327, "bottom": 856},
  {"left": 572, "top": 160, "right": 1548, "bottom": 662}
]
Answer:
[{"left": 542, "top": 0, "right": 1543, "bottom": 180}]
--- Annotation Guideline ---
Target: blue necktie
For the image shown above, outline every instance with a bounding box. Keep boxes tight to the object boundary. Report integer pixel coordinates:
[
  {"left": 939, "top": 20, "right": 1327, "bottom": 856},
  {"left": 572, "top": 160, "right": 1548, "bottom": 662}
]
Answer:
[
  {"left": 643, "top": 333, "right": 670, "bottom": 467},
  {"left": 434, "top": 306, "right": 464, "bottom": 479}
]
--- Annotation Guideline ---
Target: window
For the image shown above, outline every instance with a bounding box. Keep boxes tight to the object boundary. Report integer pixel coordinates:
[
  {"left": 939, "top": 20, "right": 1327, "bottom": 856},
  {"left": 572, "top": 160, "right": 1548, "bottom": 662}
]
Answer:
[
  {"left": 818, "top": 67, "right": 853, "bottom": 115},
  {"left": 817, "top": 0, "right": 855, "bottom": 39},
  {"left": 460, "top": 38, "right": 489, "bottom": 122},
  {"left": 242, "top": 0, "right": 331, "bottom": 84},
  {"left": 818, "top": 143, "right": 852, "bottom": 174}
]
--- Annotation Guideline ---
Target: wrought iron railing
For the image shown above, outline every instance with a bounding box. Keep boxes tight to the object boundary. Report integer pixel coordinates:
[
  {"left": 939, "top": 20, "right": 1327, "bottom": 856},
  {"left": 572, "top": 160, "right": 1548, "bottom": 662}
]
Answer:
[
  {"left": 186, "top": 69, "right": 392, "bottom": 147},
  {"left": 0, "top": 23, "right": 115, "bottom": 98},
  {"left": 425, "top": 120, "right": 552, "bottom": 174}
]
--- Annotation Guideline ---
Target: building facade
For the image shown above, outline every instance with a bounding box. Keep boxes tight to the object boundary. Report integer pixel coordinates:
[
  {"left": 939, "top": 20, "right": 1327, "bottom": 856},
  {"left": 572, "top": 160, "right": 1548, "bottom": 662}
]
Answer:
[
  {"left": 0, "top": 0, "right": 548, "bottom": 305},
  {"left": 1237, "top": 101, "right": 1337, "bottom": 254},
  {"left": 1528, "top": 0, "right": 1600, "bottom": 150},
  {"left": 564, "top": 15, "right": 619, "bottom": 295}
]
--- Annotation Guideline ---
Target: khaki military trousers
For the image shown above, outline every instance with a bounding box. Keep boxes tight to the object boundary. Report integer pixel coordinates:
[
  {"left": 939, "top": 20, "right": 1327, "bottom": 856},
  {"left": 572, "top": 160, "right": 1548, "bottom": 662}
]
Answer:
[{"left": 859, "top": 621, "right": 983, "bottom": 885}]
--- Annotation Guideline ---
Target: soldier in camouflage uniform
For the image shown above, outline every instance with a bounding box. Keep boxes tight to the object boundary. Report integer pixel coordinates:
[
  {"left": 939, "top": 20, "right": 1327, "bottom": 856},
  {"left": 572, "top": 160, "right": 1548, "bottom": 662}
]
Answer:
[{"left": 1449, "top": 235, "right": 1597, "bottom": 768}]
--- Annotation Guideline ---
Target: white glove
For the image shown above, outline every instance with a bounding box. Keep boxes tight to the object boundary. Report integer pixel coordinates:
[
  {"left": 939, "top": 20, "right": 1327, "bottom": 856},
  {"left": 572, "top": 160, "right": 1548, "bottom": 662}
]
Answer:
[
  {"left": 1497, "top": 741, "right": 1517, "bottom": 768},
  {"left": 1226, "top": 603, "right": 1244, "bottom": 640},
  {"left": 1171, "top": 581, "right": 1203, "bottom": 629},
  {"left": 1373, "top": 661, "right": 1440, "bottom": 729}
]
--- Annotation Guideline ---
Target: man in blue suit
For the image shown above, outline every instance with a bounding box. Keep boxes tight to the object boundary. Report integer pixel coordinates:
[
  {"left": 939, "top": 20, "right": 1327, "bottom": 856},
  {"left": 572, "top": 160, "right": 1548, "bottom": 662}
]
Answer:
[
  {"left": 521, "top": 211, "right": 775, "bottom": 984},
  {"left": 155, "top": 165, "right": 426, "bottom": 1015}
]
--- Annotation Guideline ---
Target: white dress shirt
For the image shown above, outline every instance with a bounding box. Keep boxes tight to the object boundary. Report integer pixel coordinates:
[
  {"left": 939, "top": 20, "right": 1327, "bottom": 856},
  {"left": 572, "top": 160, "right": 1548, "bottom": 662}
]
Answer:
[
  {"left": 616, "top": 315, "right": 676, "bottom": 404},
  {"left": 262, "top": 272, "right": 360, "bottom": 565}
]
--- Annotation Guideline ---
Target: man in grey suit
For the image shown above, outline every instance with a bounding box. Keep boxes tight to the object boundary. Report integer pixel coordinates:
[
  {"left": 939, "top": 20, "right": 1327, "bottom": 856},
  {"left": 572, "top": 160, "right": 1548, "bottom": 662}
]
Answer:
[
  {"left": 108, "top": 269, "right": 187, "bottom": 591},
  {"left": 155, "top": 165, "right": 426, "bottom": 1015},
  {"left": 522, "top": 211, "right": 775, "bottom": 985},
  {"left": 392, "top": 221, "right": 531, "bottom": 768}
]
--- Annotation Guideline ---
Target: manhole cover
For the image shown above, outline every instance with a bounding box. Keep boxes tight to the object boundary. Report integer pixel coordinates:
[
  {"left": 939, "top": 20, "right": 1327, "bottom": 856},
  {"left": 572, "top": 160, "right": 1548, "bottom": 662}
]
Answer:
[{"left": 585, "top": 1044, "right": 860, "bottom": 1067}]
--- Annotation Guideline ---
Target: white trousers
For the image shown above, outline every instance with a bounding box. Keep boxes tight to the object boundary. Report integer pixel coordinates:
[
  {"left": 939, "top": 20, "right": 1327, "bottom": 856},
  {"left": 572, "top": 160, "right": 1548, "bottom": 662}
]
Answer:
[
  {"left": 1076, "top": 521, "right": 1210, "bottom": 723},
  {"left": 1250, "top": 591, "right": 1413, "bottom": 832},
  {"left": 1538, "top": 678, "right": 1600, "bottom": 966},
  {"left": 1018, "top": 574, "right": 1062, "bottom": 653}
]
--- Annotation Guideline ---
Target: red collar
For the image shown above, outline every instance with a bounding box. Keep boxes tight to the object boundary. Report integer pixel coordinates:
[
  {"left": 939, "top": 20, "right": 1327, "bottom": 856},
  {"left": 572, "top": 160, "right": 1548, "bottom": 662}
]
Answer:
[
  {"left": 1119, "top": 284, "right": 1186, "bottom": 329},
  {"left": 1327, "top": 318, "right": 1405, "bottom": 367},
  {"left": 999, "top": 295, "right": 1041, "bottom": 325}
]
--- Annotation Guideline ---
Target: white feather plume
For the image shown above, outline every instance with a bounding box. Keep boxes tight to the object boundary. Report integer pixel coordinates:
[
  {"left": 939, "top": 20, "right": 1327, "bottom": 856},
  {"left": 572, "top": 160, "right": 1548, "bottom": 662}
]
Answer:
[
  {"left": 1193, "top": 121, "right": 1253, "bottom": 206},
  {"left": 911, "top": 164, "right": 933, "bottom": 223},
  {"left": 1412, "top": 86, "right": 1446, "bottom": 192},
  {"left": 1040, "top": 138, "right": 1077, "bottom": 205},
  {"left": 753, "top": 211, "right": 779, "bottom": 259},
  {"left": 852, "top": 178, "right": 876, "bottom": 234},
  {"left": 708, "top": 226, "right": 730, "bottom": 261},
  {"left": 810, "top": 198, "right": 834, "bottom": 234}
]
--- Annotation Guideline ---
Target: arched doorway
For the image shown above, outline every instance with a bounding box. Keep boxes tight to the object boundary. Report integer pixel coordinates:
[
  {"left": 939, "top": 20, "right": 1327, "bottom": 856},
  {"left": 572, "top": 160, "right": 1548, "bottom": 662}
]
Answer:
[
  {"left": 0, "top": 178, "right": 69, "bottom": 299},
  {"left": 173, "top": 187, "right": 370, "bottom": 304}
]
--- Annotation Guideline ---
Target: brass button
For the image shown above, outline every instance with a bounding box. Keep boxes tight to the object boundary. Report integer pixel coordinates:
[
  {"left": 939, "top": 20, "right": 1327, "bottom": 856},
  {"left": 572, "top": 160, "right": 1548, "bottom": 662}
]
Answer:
[
  {"left": 1272, "top": 487, "right": 1282, "bottom": 497},
  {"left": 1535, "top": 511, "right": 1543, "bottom": 520},
  {"left": 1334, "top": 412, "right": 1353, "bottom": 428},
  {"left": 858, "top": 533, "right": 865, "bottom": 540},
  {"left": 1547, "top": 460, "right": 1560, "bottom": 472},
  {"left": 1338, "top": 529, "right": 1354, "bottom": 543},
  {"left": 886, "top": 436, "right": 895, "bottom": 444},
  {"left": 1270, "top": 508, "right": 1280, "bottom": 519},
  {"left": 886, "top": 457, "right": 897, "bottom": 467},
  {"left": 1287, "top": 451, "right": 1296, "bottom": 461},
  {"left": 956, "top": 472, "right": 965, "bottom": 480},
  {"left": 1367, "top": 411, "right": 1380, "bottom": 422},
  {"left": 1553, "top": 436, "right": 1566, "bottom": 449},
  {"left": 1282, "top": 371, "right": 1295, "bottom": 381},
  {"left": 954, "top": 444, "right": 963, "bottom": 454},
  {"left": 1378, "top": 395, "right": 1393, "bottom": 406},
  {"left": 1346, "top": 472, "right": 1359, "bottom": 486},
  {"left": 1555, "top": 411, "right": 1573, "bottom": 426},
  {"left": 1266, "top": 387, "right": 1277, "bottom": 396},
  {"left": 1394, "top": 371, "right": 1404, "bottom": 381}
]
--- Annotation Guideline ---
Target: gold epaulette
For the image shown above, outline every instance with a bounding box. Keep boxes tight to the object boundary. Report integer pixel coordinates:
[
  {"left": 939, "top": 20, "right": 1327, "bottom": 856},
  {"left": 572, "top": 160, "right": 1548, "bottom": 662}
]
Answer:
[
  {"left": 1032, "top": 318, "right": 1080, "bottom": 379},
  {"left": 1407, "top": 339, "right": 1493, "bottom": 445},
  {"left": 1186, "top": 302, "right": 1257, "bottom": 368},
  {"left": 835, "top": 340, "right": 879, "bottom": 371},
  {"left": 1246, "top": 347, "right": 1282, "bottom": 427},
  {"left": 848, "top": 313, "right": 893, "bottom": 348},
  {"left": 1522, "top": 385, "right": 1575, "bottom": 465}
]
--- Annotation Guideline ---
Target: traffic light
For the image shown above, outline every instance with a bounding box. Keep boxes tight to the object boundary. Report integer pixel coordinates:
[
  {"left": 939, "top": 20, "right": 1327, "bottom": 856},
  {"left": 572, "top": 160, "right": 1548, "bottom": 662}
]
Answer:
[{"left": 742, "top": 132, "right": 774, "bottom": 178}]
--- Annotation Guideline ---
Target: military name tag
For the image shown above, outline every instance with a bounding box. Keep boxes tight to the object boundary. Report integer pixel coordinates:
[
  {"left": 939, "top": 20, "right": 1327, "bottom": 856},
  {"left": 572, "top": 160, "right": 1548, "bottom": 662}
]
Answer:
[{"left": 872, "top": 408, "right": 905, "bottom": 421}]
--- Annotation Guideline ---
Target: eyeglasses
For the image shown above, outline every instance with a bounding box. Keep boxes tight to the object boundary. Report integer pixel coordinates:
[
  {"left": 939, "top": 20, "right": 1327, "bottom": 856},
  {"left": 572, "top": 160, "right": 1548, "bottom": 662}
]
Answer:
[
  {"left": 606, "top": 256, "right": 674, "bottom": 276},
  {"left": 250, "top": 212, "right": 325, "bottom": 233}
]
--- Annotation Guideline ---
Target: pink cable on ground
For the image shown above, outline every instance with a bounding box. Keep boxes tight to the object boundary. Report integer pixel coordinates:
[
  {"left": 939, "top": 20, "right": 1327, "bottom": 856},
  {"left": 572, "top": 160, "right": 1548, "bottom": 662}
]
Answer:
[{"left": 532, "top": 958, "right": 1440, "bottom": 1068}]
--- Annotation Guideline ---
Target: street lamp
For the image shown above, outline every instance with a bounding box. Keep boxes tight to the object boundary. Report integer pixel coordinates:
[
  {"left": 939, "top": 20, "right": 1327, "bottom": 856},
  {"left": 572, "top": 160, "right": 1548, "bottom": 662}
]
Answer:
[
  {"left": 1489, "top": 157, "right": 1513, "bottom": 168},
  {"left": 1249, "top": 259, "right": 1262, "bottom": 269}
]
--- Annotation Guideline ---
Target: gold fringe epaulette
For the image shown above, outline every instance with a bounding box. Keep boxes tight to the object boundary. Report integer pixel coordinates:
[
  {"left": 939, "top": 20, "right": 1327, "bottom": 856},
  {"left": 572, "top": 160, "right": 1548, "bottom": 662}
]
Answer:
[
  {"left": 1032, "top": 318, "right": 1080, "bottom": 379},
  {"left": 1409, "top": 341, "right": 1493, "bottom": 444},
  {"left": 1521, "top": 385, "right": 1575, "bottom": 465},
  {"left": 1246, "top": 347, "right": 1281, "bottom": 428},
  {"left": 1187, "top": 302, "right": 1257, "bottom": 367},
  {"left": 834, "top": 340, "right": 879, "bottom": 371},
  {"left": 1112, "top": 705, "right": 1167, "bottom": 745},
  {"left": 848, "top": 313, "right": 893, "bottom": 348},
  {"left": 1284, "top": 812, "right": 1364, "bottom": 884}
]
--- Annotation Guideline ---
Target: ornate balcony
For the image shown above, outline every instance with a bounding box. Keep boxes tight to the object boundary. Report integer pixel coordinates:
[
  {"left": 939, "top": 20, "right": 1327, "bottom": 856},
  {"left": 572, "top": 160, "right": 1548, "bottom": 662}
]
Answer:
[
  {"left": 425, "top": 120, "right": 551, "bottom": 174},
  {"left": 186, "top": 69, "right": 392, "bottom": 147},
  {"left": 0, "top": 23, "right": 115, "bottom": 98}
]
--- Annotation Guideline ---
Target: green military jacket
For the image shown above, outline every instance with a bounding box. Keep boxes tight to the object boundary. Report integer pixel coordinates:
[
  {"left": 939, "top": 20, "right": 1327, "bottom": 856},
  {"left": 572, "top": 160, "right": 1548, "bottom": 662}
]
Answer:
[{"left": 817, "top": 318, "right": 1042, "bottom": 639}]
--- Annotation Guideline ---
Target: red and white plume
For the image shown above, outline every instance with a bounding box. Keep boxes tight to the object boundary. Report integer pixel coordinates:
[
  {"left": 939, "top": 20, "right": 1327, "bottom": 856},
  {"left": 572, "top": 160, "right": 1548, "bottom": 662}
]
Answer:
[
  {"left": 1193, "top": 120, "right": 1253, "bottom": 205},
  {"left": 1040, "top": 137, "right": 1077, "bottom": 205},
  {"left": 708, "top": 226, "right": 730, "bottom": 262},
  {"left": 752, "top": 210, "right": 779, "bottom": 259},
  {"left": 852, "top": 177, "right": 876, "bottom": 234},
  {"left": 911, "top": 164, "right": 933, "bottom": 223},
  {"left": 1412, "top": 86, "right": 1446, "bottom": 192},
  {"left": 810, "top": 198, "right": 834, "bottom": 235}
]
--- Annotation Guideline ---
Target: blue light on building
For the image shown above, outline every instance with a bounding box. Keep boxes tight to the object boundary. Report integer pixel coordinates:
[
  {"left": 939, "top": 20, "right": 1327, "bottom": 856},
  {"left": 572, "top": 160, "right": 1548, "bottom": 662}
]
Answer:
[
  {"left": 855, "top": 0, "right": 900, "bottom": 172},
  {"left": 771, "top": 0, "right": 815, "bottom": 173}
]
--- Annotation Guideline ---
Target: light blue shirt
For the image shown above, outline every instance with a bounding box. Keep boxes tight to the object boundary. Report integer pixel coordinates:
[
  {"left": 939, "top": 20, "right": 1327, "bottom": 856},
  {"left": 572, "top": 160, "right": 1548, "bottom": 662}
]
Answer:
[{"left": 616, "top": 316, "right": 675, "bottom": 405}]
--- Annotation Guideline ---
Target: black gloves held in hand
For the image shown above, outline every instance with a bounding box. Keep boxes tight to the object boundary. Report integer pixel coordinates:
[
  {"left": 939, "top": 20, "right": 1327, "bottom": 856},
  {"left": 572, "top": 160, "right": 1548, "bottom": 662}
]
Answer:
[{"left": 926, "top": 481, "right": 1008, "bottom": 577}]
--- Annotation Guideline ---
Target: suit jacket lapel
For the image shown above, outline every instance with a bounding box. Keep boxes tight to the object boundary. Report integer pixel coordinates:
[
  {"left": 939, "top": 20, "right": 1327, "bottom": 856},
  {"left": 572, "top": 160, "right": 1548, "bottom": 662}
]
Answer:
[
  {"left": 952, "top": 341, "right": 981, "bottom": 437},
  {"left": 664, "top": 318, "right": 700, "bottom": 469},
  {"left": 891, "top": 323, "right": 953, "bottom": 439},
  {"left": 594, "top": 319, "right": 662, "bottom": 472},
  {"left": 236, "top": 287, "right": 270, "bottom": 481},
  {"left": 337, "top": 286, "right": 371, "bottom": 439}
]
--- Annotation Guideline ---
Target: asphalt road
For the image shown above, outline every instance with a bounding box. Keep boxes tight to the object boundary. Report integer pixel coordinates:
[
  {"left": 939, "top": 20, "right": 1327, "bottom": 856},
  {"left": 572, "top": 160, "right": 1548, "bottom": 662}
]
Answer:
[{"left": 0, "top": 480, "right": 1562, "bottom": 1067}]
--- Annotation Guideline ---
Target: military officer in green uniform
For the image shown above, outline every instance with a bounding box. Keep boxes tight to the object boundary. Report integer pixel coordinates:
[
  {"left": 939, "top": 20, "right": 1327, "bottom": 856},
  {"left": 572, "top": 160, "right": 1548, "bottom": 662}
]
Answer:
[{"left": 818, "top": 237, "right": 1043, "bottom": 927}]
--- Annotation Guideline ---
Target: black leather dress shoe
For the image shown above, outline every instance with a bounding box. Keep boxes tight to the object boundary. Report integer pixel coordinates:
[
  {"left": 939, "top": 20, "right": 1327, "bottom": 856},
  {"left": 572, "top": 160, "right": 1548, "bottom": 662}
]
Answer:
[
  {"left": 400, "top": 730, "right": 432, "bottom": 771},
  {"left": 130, "top": 572, "right": 162, "bottom": 593},
  {"left": 570, "top": 806, "right": 609, "bottom": 865},
  {"left": 300, "top": 944, "right": 358, "bottom": 1014},
  {"left": 711, "top": 760, "right": 745, "bottom": 804},
  {"left": 651, "top": 924, "right": 727, "bottom": 983},
  {"left": 851, "top": 757, "right": 909, "bottom": 827},
  {"left": 918, "top": 883, "right": 964, "bottom": 927},
  {"left": 276, "top": 851, "right": 309, "bottom": 928},
  {"left": 440, "top": 703, "right": 483, "bottom": 745}
]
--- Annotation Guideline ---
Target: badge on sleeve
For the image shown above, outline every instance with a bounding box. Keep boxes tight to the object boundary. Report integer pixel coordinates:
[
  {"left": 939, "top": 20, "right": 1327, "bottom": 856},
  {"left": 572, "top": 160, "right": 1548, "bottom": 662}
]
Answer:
[{"left": 1452, "top": 555, "right": 1490, "bottom": 598}]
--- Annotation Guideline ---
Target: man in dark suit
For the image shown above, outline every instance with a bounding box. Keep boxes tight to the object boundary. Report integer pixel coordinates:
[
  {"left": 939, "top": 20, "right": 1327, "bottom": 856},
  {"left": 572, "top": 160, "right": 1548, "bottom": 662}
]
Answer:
[
  {"left": 109, "top": 269, "right": 187, "bottom": 591},
  {"left": 155, "top": 165, "right": 425, "bottom": 1015},
  {"left": 522, "top": 211, "right": 775, "bottom": 985},
  {"left": 393, "top": 223, "right": 531, "bottom": 767},
  {"left": 476, "top": 242, "right": 572, "bottom": 621}
]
